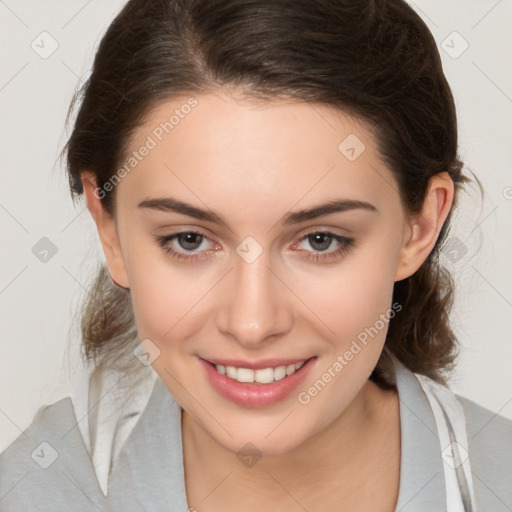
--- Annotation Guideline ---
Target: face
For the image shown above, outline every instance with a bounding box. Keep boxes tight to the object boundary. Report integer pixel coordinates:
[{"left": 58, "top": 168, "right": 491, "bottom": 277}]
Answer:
[{"left": 84, "top": 90, "right": 449, "bottom": 456}]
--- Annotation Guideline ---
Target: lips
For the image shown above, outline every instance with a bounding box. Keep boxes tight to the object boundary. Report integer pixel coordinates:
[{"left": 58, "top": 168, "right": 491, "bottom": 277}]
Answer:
[{"left": 198, "top": 356, "right": 317, "bottom": 407}]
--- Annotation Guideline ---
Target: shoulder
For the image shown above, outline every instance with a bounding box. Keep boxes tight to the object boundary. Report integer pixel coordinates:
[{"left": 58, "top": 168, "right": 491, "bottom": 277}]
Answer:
[
  {"left": 0, "top": 397, "right": 105, "bottom": 510},
  {"left": 1, "top": 396, "right": 74, "bottom": 471},
  {"left": 456, "top": 394, "right": 512, "bottom": 510},
  {"left": 457, "top": 394, "right": 512, "bottom": 457}
]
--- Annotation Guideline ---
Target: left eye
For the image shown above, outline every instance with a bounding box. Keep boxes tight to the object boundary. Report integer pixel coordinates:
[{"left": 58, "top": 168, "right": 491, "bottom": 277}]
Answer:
[
  {"left": 155, "top": 230, "right": 354, "bottom": 263},
  {"left": 292, "top": 231, "right": 354, "bottom": 262},
  {"left": 298, "top": 232, "right": 342, "bottom": 252}
]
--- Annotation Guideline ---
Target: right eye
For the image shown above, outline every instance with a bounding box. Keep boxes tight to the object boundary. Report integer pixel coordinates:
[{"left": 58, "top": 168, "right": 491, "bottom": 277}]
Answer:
[{"left": 154, "top": 230, "right": 219, "bottom": 262}]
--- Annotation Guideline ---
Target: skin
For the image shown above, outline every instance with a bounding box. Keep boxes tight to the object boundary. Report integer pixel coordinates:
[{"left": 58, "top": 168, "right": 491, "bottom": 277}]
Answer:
[{"left": 81, "top": 90, "right": 454, "bottom": 511}]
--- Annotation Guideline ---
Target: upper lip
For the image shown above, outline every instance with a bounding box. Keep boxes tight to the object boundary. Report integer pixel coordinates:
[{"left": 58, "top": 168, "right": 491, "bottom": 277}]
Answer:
[{"left": 201, "top": 356, "right": 315, "bottom": 370}]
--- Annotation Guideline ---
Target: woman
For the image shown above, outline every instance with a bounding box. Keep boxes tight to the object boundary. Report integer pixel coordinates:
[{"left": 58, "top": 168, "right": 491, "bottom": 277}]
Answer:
[{"left": 1, "top": 0, "right": 510, "bottom": 510}]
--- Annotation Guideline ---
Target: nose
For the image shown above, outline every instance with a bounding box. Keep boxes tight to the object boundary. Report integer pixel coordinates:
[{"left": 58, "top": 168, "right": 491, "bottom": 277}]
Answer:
[{"left": 216, "top": 250, "right": 293, "bottom": 348}]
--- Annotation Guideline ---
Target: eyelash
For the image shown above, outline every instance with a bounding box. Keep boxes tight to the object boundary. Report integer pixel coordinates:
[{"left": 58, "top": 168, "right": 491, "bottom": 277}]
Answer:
[{"left": 154, "top": 230, "right": 354, "bottom": 264}]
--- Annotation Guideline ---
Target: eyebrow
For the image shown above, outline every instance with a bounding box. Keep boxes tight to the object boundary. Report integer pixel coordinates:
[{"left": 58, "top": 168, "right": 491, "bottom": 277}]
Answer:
[{"left": 137, "top": 197, "right": 378, "bottom": 227}]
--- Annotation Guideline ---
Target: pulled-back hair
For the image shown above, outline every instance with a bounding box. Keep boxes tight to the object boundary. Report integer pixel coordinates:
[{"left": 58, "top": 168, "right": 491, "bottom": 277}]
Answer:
[{"left": 62, "top": 0, "right": 472, "bottom": 389}]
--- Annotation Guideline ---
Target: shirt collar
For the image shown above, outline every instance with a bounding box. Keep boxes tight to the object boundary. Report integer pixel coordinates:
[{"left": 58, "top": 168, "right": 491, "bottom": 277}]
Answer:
[{"left": 392, "top": 356, "right": 447, "bottom": 511}]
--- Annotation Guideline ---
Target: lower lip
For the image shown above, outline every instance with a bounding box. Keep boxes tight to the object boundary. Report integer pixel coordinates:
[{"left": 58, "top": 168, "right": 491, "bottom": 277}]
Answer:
[{"left": 198, "top": 357, "right": 317, "bottom": 408}]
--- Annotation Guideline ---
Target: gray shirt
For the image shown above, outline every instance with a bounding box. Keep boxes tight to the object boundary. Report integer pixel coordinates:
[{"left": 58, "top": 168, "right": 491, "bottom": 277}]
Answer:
[{"left": 1, "top": 359, "right": 511, "bottom": 511}]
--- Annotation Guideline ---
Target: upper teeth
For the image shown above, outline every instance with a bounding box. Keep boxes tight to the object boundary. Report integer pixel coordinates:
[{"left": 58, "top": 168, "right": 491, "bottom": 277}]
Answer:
[{"left": 215, "top": 361, "right": 307, "bottom": 384}]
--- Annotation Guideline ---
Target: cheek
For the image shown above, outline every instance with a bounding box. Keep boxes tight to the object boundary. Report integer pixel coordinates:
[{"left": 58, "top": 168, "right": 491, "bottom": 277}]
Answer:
[
  {"left": 293, "top": 251, "right": 400, "bottom": 420},
  {"left": 129, "top": 265, "right": 210, "bottom": 341},
  {"left": 122, "top": 237, "right": 204, "bottom": 340},
  {"left": 296, "top": 246, "right": 398, "bottom": 343}
]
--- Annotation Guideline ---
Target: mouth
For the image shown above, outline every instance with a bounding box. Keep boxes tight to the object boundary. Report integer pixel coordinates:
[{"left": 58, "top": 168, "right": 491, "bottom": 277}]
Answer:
[
  {"left": 203, "top": 358, "right": 311, "bottom": 384},
  {"left": 198, "top": 356, "right": 318, "bottom": 407}
]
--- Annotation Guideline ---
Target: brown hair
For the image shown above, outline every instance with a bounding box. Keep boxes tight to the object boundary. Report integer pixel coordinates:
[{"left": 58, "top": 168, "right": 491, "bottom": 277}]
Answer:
[{"left": 62, "top": 0, "right": 473, "bottom": 389}]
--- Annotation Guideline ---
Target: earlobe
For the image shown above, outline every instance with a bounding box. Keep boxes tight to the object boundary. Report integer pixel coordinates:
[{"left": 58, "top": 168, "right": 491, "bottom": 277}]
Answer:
[
  {"left": 81, "top": 172, "right": 130, "bottom": 288},
  {"left": 394, "top": 172, "right": 454, "bottom": 282}
]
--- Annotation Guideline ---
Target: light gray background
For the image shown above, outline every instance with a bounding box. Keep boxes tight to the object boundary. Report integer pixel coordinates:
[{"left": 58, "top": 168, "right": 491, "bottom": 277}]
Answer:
[{"left": 1, "top": 0, "right": 511, "bottom": 452}]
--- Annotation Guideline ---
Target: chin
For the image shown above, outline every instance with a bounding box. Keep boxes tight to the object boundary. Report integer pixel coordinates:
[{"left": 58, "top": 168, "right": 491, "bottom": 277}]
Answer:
[
  {"left": 205, "top": 415, "right": 311, "bottom": 458},
  {"left": 223, "top": 433, "right": 303, "bottom": 459}
]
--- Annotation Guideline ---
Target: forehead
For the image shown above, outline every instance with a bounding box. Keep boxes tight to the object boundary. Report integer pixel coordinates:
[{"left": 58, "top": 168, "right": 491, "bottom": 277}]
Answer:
[{"left": 118, "top": 90, "right": 400, "bottom": 217}]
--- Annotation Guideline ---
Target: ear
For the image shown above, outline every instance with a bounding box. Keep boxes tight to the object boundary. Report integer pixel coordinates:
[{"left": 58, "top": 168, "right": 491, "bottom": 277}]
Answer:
[
  {"left": 394, "top": 172, "right": 454, "bottom": 282},
  {"left": 81, "top": 172, "right": 129, "bottom": 288}
]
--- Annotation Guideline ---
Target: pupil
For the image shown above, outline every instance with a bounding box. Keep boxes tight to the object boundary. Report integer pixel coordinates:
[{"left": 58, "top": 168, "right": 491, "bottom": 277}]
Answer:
[
  {"left": 179, "top": 233, "right": 201, "bottom": 250},
  {"left": 310, "top": 233, "right": 331, "bottom": 251}
]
